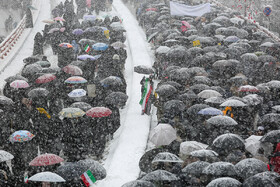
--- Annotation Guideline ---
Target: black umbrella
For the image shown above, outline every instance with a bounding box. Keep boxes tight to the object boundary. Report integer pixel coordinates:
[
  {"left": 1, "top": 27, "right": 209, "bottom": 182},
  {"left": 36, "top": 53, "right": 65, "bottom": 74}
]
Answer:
[
  {"left": 166, "top": 46, "right": 188, "bottom": 59},
  {"left": 192, "top": 76, "right": 211, "bottom": 85},
  {"left": 187, "top": 47, "right": 203, "bottom": 56},
  {"left": 159, "top": 81, "right": 182, "bottom": 90},
  {"left": 202, "top": 161, "right": 237, "bottom": 177},
  {"left": 22, "top": 64, "right": 43, "bottom": 76},
  {"left": 56, "top": 162, "right": 87, "bottom": 181},
  {"left": 77, "top": 159, "right": 106, "bottom": 180},
  {"left": 5, "top": 75, "right": 28, "bottom": 83},
  {"left": 179, "top": 90, "right": 197, "bottom": 100},
  {"left": 258, "top": 55, "right": 277, "bottom": 63},
  {"left": 243, "top": 171, "right": 280, "bottom": 187},
  {"left": 181, "top": 161, "right": 210, "bottom": 177},
  {"left": 207, "top": 177, "right": 242, "bottom": 187},
  {"left": 162, "top": 66, "right": 180, "bottom": 78},
  {"left": 189, "top": 84, "right": 210, "bottom": 94},
  {"left": 186, "top": 104, "right": 209, "bottom": 117},
  {"left": 164, "top": 100, "right": 185, "bottom": 113},
  {"left": 260, "top": 130, "right": 280, "bottom": 143},
  {"left": 204, "top": 97, "right": 225, "bottom": 105},
  {"left": 70, "top": 102, "right": 92, "bottom": 111},
  {"left": 261, "top": 113, "right": 280, "bottom": 124},
  {"left": 141, "top": 170, "right": 178, "bottom": 182},
  {"left": 134, "top": 65, "right": 154, "bottom": 75},
  {"left": 155, "top": 84, "right": 177, "bottom": 97},
  {"left": 105, "top": 92, "right": 128, "bottom": 106},
  {"left": 206, "top": 116, "right": 238, "bottom": 127},
  {"left": 147, "top": 32, "right": 159, "bottom": 43},
  {"left": 27, "top": 88, "right": 49, "bottom": 98},
  {"left": 122, "top": 180, "right": 155, "bottom": 187},
  {"left": 0, "top": 96, "right": 14, "bottom": 106},
  {"left": 212, "top": 133, "right": 245, "bottom": 154},
  {"left": 100, "top": 76, "right": 123, "bottom": 88}
]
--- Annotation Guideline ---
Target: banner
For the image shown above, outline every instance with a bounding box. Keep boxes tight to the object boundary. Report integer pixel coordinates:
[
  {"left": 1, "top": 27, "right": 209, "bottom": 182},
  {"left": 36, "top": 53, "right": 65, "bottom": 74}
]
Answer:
[{"left": 170, "top": 1, "right": 211, "bottom": 17}]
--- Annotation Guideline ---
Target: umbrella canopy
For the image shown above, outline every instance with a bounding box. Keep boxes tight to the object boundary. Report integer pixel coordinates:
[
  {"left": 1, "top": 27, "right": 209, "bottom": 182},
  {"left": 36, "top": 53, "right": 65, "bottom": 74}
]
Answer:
[
  {"left": 212, "top": 133, "right": 245, "bottom": 152},
  {"left": 141, "top": 170, "right": 178, "bottom": 182},
  {"left": 29, "top": 153, "right": 64, "bottom": 166},
  {"left": 78, "top": 39, "right": 95, "bottom": 46},
  {"left": 242, "top": 94, "right": 263, "bottom": 106},
  {"left": 134, "top": 65, "right": 154, "bottom": 74},
  {"left": 68, "top": 89, "right": 87, "bottom": 98},
  {"left": 10, "top": 80, "right": 29, "bottom": 88},
  {"left": 245, "top": 135, "right": 262, "bottom": 156},
  {"left": 155, "top": 46, "right": 170, "bottom": 55},
  {"left": 0, "top": 150, "right": 14, "bottom": 162},
  {"left": 235, "top": 158, "right": 267, "bottom": 180},
  {"left": 152, "top": 152, "right": 183, "bottom": 163},
  {"left": 5, "top": 75, "right": 28, "bottom": 83},
  {"left": 9, "top": 130, "right": 35, "bottom": 143},
  {"left": 224, "top": 36, "right": 240, "bottom": 43},
  {"left": 205, "top": 97, "right": 226, "bottom": 105},
  {"left": 190, "top": 150, "right": 219, "bottom": 159},
  {"left": 238, "top": 85, "right": 259, "bottom": 92},
  {"left": 206, "top": 116, "right": 238, "bottom": 127},
  {"left": 202, "top": 162, "right": 237, "bottom": 177},
  {"left": 260, "top": 130, "right": 280, "bottom": 143},
  {"left": 48, "top": 28, "right": 59, "bottom": 34},
  {"left": 56, "top": 162, "right": 86, "bottom": 181},
  {"left": 241, "top": 53, "right": 259, "bottom": 62},
  {"left": 198, "top": 107, "right": 223, "bottom": 116},
  {"left": 59, "top": 108, "right": 85, "bottom": 118},
  {"left": 261, "top": 113, "right": 280, "bottom": 124},
  {"left": 54, "top": 17, "right": 65, "bottom": 21},
  {"left": 206, "top": 177, "right": 242, "bottom": 187},
  {"left": 198, "top": 90, "right": 222, "bottom": 99},
  {"left": 70, "top": 102, "right": 92, "bottom": 111},
  {"left": 92, "top": 43, "right": 109, "bottom": 51},
  {"left": 266, "top": 80, "right": 280, "bottom": 89},
  {"left": 58, "top": 43, "right": 73, "bottom": 48},
  {"left": 179, "top": 90, "right": 197, "bottom": 100},
  {"left": 121, "top": 180, "right": 155, "bottom": 187},
  {"left": 28, "top": 88, "right": 49, "bottom": 98},
  {"left": 186, "top": 104, "right": 210, "bottom": 117},
  {"left": 36, "top": 74, "right": 56, "bottom": 84},
  {"left": 29, "top": 172, "right": 65, "bottom": 182},
  {"left": 111, "top": 41, "right": 126, "bottom": 49},
  {"left": 64, "top": 76, "right": 87, "bottom": 84},
  {"left": 22, "top": 64, "right": 43, "bottom": 75},
  {"left": 105, "top": 92, "right": 128, "bottom": 106},
  {"left": 182, "top": 161, "right": 210, "bottom": 177},
  {"left": 42, "top": 19, "right": 55, "bottom": 24},
  {"left": 272, "top": 105, "right": 280, "bottom": 113},
  {"left": 0, "top": 96, "right": 14, "bottom": 106},
  {"left": 190, "top": 84, "right": 210, "bottom": 94},
  {"left": 110, "top": 22, "right": 125, "bottom": 31},
  {"left": 150, "top": 123, "right": 177, "bottom": 147},
  {"left": 220, "top": 99, "right": 246, "bottom": 107},
  {"left": 243, "top": 171, "right": 280, "bottom": 187},
  {"left": 35, "top": 60, "right": 51, "bottom": 68},
  {"left": 163, "top": 100, "right": 185, "bottom": 113},
  {"left": 77, "top": 54, "right": 101, "bottom": 61},
  {"left": 77, "top": 159, "right": 106, "bottom": 180},
  {"left": 160, "top": 81, "right": 183, "bottom": 91},
  {"left": 180, "top": 141, "right": 208, "bottom": 156},
  {"left": 83, "top": 15, "right": 96, "bottom": 22},
  {"left": 62, "top": 65, "right": 83, "bottom": 76},
  {"left": 166, "top": 46, "right": 187, "bottom": 59},
  {"left": 155, "top": 84, "right": 177, "bottom": 97},
  {"left": 100, "top": 76, "right": 123, "bottom": 88},
  {"left": 86, "top": 107, "right": 112, "bottom": 118},
  {"left": 192, "top": 76, "right": 211, "bottom": 85},
  {"left": 72, "top": 29, "right": 84, "bottom": 35}
]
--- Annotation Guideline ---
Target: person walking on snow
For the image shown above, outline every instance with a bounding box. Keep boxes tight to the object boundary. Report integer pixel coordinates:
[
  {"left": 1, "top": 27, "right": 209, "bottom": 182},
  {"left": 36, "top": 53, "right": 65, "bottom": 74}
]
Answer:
[{"left": 139, "top": 75, "right": 154, "bottom": 115}]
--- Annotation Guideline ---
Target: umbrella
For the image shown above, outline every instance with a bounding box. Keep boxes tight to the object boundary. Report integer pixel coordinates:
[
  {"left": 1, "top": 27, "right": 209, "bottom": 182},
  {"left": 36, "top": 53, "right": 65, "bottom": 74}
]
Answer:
[
  {"left": 181, "top": 21, "right": 191, "bottom": 28},
  {"left": 179, "top": 90, "right": 197, "bottom": 100},
  {"left": 35, "top": 60, "right": 51, "bottom": 68},
  {"left": 202, "top": 162, "right": 237, "bottom": 177},
  {"left": 220, "top": 99, "right": 246, "bottom": 107},
  {"left": 204, "top": 97, "right": 225, "bottom": 105},
  {"left": 187, "top": 47, "right": 203, "bottom": 56},
  {"left": 0, "top": 96, "right": 14, "bottom": 106},
  {"left": 56, "top": 162, "right": 87, "bottom": 181},
  {"left": 173, "top": 68, "right": 191, "bottom": 80},
  {"left": 261, "top": 113, "right": 280, "bottom": 124},
  {"left": 242, "top": 94, "right": 263, "bottom": 106},
  {"left": 105, "top": 92, "right": 128, "bottom": 106},
  {"left": 266, "top": 80, "right": 280, "bottom": 89},
  {"left": 83, "top": 15, "right": 96, "bottom": 22},
  {"left": 59, "top": 108, "right": 85, "bottom": 118},
  {"left": 243, "top": 171, "right": 280, "bottom": 187},
  {"left": 156, "top": 46, "right": 170, "bottom": 55},
  {"left": 58, "top": 43, "right": 73, "bottom": 48},
  {"left": 260, "top": 42, "right": 274, "bottom": 48},
  {"left": 68, "top": 89, "right": 86, "bottom": 98},
  {"left": 198, "top": 90, "right": 222, "bottom": 99},
  {"left": 235, "top": 158, "right": 268, "bottom": 180},
  {"left": 272, "top": 105, "right": 280, "bottom": 113},
  {"left": 260, "top": 130, "right": 280, "bottom": 143},
  {"left": 192, "top": 76, "right": 211, "bottom": 85},
  {"left": 48, "top": 28, "right": 59, "bottom": 34},
  {"left": 78, "top": 39, "right": 95, "bottom": 46},
  {"left": 212, "top": 133, "right": 245, "bottom": 152},
  {"left": 160, "top": 81, "right": 183, "bottom": 91},
  {"left": 179, "top": 141, "right": 208, "bottom": 156},
  {"left": 207, "top": 177, "right": 242, "bottom": 187},
  {"left": 258, "top": 55, "right": 277, "bottom": 63},
  {"left": 190, "top": 150, "right": 219, "bottom": 159},
  {"left": 86, "top": 107, "right": 112, "bottom": 118},
  {"left": 0, "top": 150, "right": 14, "bottom": 162},
  {"left": 224, "top": 36, "right": 240, "bottom": 43},
  {"left": 29, "top": 172, "right": 65, "bottom": 182},
  {"left": 5, "top": 75, "right": 28, "bottom": 83},
  {"left": 122, "top": 180, "right": 155, "bottom": 187},
  {"left": 182, "top": 161, "right": 210, "bottom": 177},
  {"left": 28, "top": 88, "right": 49, "bottom": 98},
  {"left": 62, "top": 65, "right": 83, "bottom": 76},
  {"left": 147, "top": 32, "right": 159, "bottom": 43},
  {"left": 29, "top": 153, "right": 64, "bottom": 166},
  {"left": 70, "top": 102, "right": 92, "bottom": 111},
  {"left": 198, "top": 107, "right": 223, "bottom": 116},
  {"left": 64, "top": 76, "right": 87, "bottom": 84},
  {"left": 92, "top": 43, "right": 108, "bottom": 51},
  {"left": 206, "top": 116, "right": 238, "bottom": 126},
  {"left": 42, "top": 19, "right": 55, "bottom": 24},
  {"left": 54, "top": 17, "right": 65, "bottom": 21},
  {"left": 241, "top": 53, "right": 259, "bottom": 62},
  {"left": 141, "top": 170, "right": 178, "bottom": 182},
  {"left": 10, "top": 80, "right": 29, "bottom": 88},
  {"left": 77, "top": 54, "right": 101, "bottom": 61},
  {"left": 230, "top": 17, "right": 244, "bottom": 24},
  {"left": 9, "top": 130, "right": 35, "bottom": 143},
  {"left": 190, "top": 84, "right": 210, "bottom": 94},
  {"left": 150, "top": 123, "right": 177, "bottom": 147},
  {"left": 36, "top": 74, "right": 56, "bottom": 84},
  {"left": 110, "top": 22, "right": 125, "bottom": 31},
  {"left": 238, "top": 85, "right": 259, "bottom": 92},
  {"left": 186, "top": 104, "right": 210, "bottom": 117},
  {"left": 151, "top": 152, "right": 183, "bottom": 163},
  {"left": 100, "top": 76, "right": 123, "bottom": 87},
  {"left": 77, "top": 159, "right": 106, "bottom": 180},
  {"left": 166, "top": 46, "right": 187, "bottom": 59},
  {"left": 245, "top": 135, "right": 262, "bottom": 156},
  {"left": 163, "top": 100, "right": 185, "bottom": 113},
  {"left": 22, "top": 64, "right": 43, "bottom": 75},
  {"left": 134, "top": 65, "right": 154, "bottom": 74},
  {"left": 111, "top": 41, "right": 126, "bottom": 49},
  {"left": 72, "top": 29, "right": 84, "bottom": 35},
  {"left": 155, "top": 85, "right": 177, "bottom": 97}
]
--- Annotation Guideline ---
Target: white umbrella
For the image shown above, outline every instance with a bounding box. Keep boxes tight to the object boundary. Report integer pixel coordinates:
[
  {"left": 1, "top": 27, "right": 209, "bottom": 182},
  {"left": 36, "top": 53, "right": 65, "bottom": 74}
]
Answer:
[
  {"left": 28, "top": 172, "right": 65, "bottom": 182},
  {"left": 220, "top": 99, "right": 246, "bottom": 107},
  {"left": 152, "top": 152, "right": 183, "bottom": 163},
  {"left": 198, "top": 90, "right": 222, "bottom": 99},
  {"left": 0, "top": 150, "right": 14, "bottom": 162},
  {"left": 180, "top": 141, "right": 208, "bottom": 156},
  {"left": 150, "top": 123, "right": 177, "bottom": 147},
  {"left": 245, "top": 135, "right": 262, "bottom": 156}
]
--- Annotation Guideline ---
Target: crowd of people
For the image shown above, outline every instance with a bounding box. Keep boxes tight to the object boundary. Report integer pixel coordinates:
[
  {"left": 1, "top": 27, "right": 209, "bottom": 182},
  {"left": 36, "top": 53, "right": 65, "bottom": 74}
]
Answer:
[{"left": 0, "top": 0, "right": 128, "bottom": 186}]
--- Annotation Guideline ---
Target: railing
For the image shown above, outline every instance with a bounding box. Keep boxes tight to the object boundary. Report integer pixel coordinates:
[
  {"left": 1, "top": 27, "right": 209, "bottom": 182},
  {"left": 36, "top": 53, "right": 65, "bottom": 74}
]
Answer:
[{"left": 0, "top": 15, "right": 26, "bottom": 60}]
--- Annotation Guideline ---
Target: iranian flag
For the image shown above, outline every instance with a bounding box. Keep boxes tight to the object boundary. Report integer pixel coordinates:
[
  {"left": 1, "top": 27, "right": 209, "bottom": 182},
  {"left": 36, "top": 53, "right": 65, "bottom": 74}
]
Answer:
[
  {"left": 84, "top": 44, "right": 90, "bottom": 53},
  {"left": 139, "top": 78, "right": 153, "bottom": 113},
  {"left": 81, "top": 170, "right": 96, "bottom": 187},
  {"left": 86, "top": 0, "right": 91, "bottom": 8}
]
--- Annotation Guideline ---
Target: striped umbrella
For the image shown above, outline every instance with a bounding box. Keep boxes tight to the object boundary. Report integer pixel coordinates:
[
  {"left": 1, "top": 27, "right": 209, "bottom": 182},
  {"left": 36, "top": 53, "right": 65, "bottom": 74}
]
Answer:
[
  {"left": 63, "top": 65, "right": 83, "bottom": 76},
  {"left": 68, "top": 89, "right": 87, "bottom": 98},
  {"left": 59, "top": 43, "right": 73, "bottom": 48},
  {"left": 9, "top": 130, "right": 35, "bottom": 143},
  {"left": 59, "top": 108, "right": 85, "bottom": 118},
  {"left": 64, "top": 76, "right": 87, "bottom": 84},
  {"left": 36, "top": 74, "right": 57, "bottom": 84},
  {"left": 86, "top": 107, "right": 112, "bottom": 118},
  {"left": 10, "top": 80, "right": 30, "bottom": 88}
]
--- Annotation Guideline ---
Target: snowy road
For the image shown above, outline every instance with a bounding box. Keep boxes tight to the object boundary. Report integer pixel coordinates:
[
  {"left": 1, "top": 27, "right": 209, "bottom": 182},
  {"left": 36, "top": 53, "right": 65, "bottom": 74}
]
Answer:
[{"left": 97, "top": 0, "right": 155, "bottom": 186}]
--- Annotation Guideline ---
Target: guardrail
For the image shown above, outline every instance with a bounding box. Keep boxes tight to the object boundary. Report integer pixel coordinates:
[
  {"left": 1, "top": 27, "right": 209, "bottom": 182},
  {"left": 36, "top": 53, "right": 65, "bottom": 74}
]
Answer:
[{"left": 0, "top": 15, "right": 26, "bottom": 59}]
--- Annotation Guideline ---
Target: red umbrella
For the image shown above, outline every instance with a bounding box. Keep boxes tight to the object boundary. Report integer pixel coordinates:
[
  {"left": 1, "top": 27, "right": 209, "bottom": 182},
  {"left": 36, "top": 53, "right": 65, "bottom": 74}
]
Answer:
[
  {"left": 29, "top": 153, "right": 64, "bottom": 166},
  {"left": 146, "top": 8, "right": 157, "bottom": 12},
  {"left": 86, "top": 107, "right": 112, "bottom": 118},
  {"left": 36, "top": 74, "right": 56, "bottom": 84},
  {"left": 182, "top": 21, "right": 191, "bottom": 29},
  {"left": 238, "top": 85, "right": 259, "bottom": 92},
  {"left": 10, "top": 80, "right": 30, "bottom": 88},
  {"left": 62, "top": 65, "right": 83, "bottom": 76}
]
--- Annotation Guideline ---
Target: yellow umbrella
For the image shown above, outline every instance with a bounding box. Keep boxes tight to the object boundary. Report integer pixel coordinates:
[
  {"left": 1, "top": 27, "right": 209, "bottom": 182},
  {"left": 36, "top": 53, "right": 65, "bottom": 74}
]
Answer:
[{"left": 59, "top": 108, "right": 85, "bottom": 118}]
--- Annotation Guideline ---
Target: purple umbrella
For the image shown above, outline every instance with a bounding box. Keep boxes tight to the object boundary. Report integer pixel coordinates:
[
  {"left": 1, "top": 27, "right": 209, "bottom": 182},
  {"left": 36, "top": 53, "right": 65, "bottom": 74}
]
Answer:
[
  {"left": 77, "top": 54, "right": 102, "bottom": 61},
  {"left": 72, "top": 29, "right": 84, "bottom": 35}
]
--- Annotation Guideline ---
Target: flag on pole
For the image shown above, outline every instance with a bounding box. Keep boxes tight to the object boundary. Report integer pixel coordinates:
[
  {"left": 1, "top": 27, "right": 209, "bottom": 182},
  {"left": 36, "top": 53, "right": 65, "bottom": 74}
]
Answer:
[
  {"left": 84, "top": 44, "right": 91, "bottom": 53},
  {"left": 81, "top": 170, "right": 96, "bottom": 187},
  {"left": 24, "top": 176, "right": 28, "bottom": 184},
  {"left": 139, "top": 78, "right": 153, "bottom": 113}
]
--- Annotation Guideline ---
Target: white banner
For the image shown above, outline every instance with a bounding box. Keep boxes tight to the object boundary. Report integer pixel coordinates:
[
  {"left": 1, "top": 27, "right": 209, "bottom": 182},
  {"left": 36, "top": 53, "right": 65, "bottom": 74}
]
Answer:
[{"left": 170, "top": 1, "right": 211, "bottom": 17}]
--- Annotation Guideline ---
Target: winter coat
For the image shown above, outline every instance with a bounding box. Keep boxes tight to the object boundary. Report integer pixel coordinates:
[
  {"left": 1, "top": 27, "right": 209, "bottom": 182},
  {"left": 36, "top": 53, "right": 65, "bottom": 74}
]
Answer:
[
  {"left": 25, "top": 8, "right": 33, "bottom": 28},
  {"left": 270, "top": 143, "right": 280, "bottom": 175},
  {"left": 33, "top": 32, "right": 44, "bottom": 56}
]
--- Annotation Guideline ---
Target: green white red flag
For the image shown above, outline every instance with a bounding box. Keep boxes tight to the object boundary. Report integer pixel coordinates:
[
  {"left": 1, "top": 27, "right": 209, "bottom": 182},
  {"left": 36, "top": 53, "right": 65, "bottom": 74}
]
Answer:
[
  {"left": 81, "top": 170, "right": 96, "bottom": 187},
  {"left": 139, "top": 78, "right": 153, "bottom": 113},
  {"left": 84, "top": 44, "right": 90, "bottom": 53}
]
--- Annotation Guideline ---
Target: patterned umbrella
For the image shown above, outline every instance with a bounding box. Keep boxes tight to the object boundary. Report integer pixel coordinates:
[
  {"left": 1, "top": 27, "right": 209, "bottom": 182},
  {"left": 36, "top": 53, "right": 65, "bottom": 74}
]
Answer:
[
  {"left": 54, "top": 17, "right": 65, "bottom": 21},
  {"left": 0, "top": 150, "right": 14, "bottom": 162},
  {"left": 86, "top": 107, "right": 112, "bottom": 118},
  {"left": 59, "top": 43, "right": 73, "bottom": 48},
  {"left": 10, "top": 80, "right": 30, "bottom": 88},
  {"left": 64, "top": 76, "right": 87, "bottom": 84},
  {"left": 92, "top": 43, "right": 109, "bottom": 51},
  {"left": 36, "top": 74, "right": 57, "bottom": 84},
  {"left": 59, "top": 108, "right": 86, "bottom": 118},
  {"left": 77, "top": 54, "right": 101, "bottom": 61},
  {"left": 9, "top": 130, "right": 35, "bottom": 143},
  {"left": 29, "top": 153, "right": 64, "bottom": 166},
  {"left": 62, "top": 65, "right": 83, "bottom": 76},
  {"left": 68, "top": 89, "right": 87, "bottom": 98}
]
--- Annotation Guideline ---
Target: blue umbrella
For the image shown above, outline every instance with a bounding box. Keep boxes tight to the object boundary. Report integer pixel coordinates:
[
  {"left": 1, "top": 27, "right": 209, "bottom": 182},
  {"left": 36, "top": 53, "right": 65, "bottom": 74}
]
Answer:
[
  {"left": 83, "top": 15, "right": 96, "bottom": 22},
  {"left": 198, "top": 107, "right": 223, "bottom": 116},
  {"left": 9, "top": 130, "right": 35, "bottom": 143},
  {"left": 68, "top": 89, "right": 87, "bottom": 98},
  {"left": 72, "top": 29, "right": 84, "bottom": 35},
  {"left": 92, "top": 43, "right": 108, "bottom": 51},
  {"left": 77, "top": 54, "right": 101, "bottom": 61}
]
